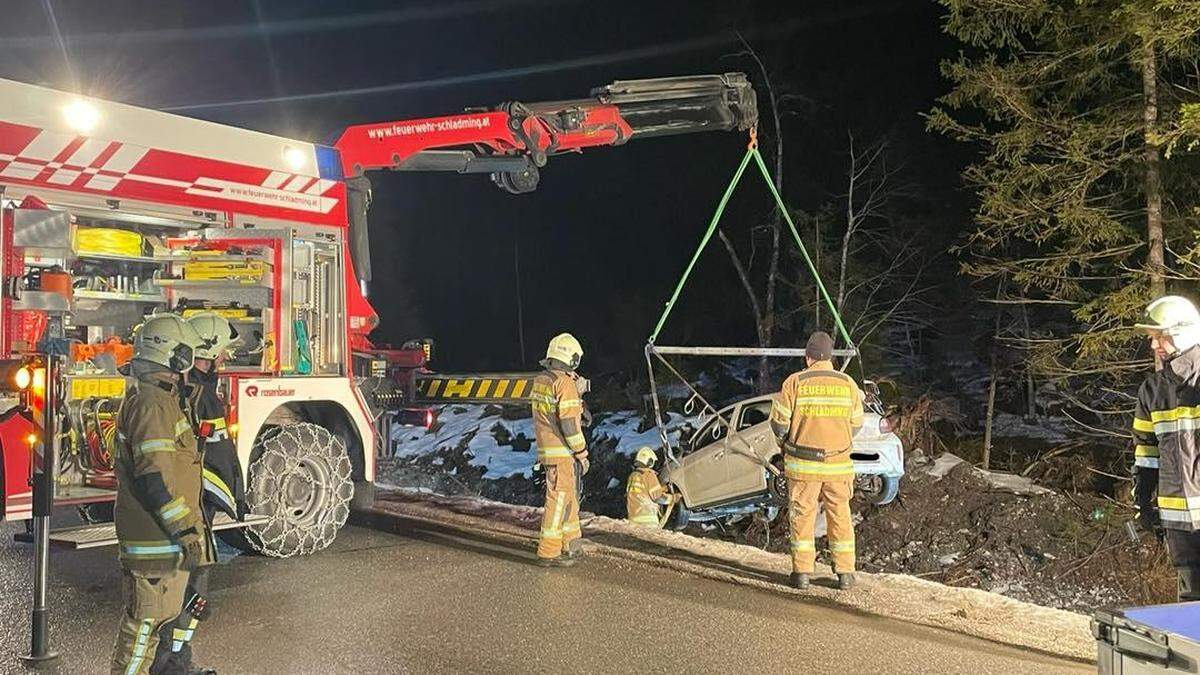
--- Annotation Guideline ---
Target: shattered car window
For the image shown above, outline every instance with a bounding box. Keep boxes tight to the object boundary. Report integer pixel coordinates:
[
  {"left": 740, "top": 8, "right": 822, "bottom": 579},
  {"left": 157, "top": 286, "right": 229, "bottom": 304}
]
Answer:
[{"left": 738, "top": 400, "right": 771, "bottom": 430}]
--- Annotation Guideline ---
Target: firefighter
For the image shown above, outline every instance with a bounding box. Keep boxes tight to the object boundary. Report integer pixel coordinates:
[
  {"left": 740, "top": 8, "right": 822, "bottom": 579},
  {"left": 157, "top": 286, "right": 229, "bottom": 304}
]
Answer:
[
  {"left": 626, "top": 447, "right": 673, "bottom": 527},
  {"left": 110, "top": 314, "right": 214, "bottom": 675},
  {"left": 1132, "top": 295, "right": 1200, "bottom": 601},
  {"left": 530, "top": 333, "right": 589, "bottom": 566},
  {"left": 150, "top": 313, "right": 244, "bottom": 674},
  {"left": 770, "top": 331, "right": 864, "bottom": 591}
]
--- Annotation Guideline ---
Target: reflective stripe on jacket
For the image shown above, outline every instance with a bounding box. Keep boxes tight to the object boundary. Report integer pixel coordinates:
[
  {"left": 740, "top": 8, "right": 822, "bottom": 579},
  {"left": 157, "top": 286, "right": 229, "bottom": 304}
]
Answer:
[
  {"left": 114, "top": 376, "right": 213, "bottom": 573},
  {"left": 530, "top": 368, "right": 586, "bottom": 465},
  {"left": 184, "top": 367, "right": 246, "bottom": 521},
  {"left": 770, "top": 361, "right": 863, "bottom": 481},
  {"left": 1132, "top": 346, "right": 1200, "bottom": 531},
  {"left": 626, "top": 468, "right": 665, "bottom": 525}
]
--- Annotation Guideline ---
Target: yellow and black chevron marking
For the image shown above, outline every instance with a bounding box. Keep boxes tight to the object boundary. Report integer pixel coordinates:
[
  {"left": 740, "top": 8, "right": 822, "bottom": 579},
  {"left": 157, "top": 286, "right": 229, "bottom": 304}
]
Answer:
[{"left": 414, "top": 373, "right": 536, "bottom": 404}]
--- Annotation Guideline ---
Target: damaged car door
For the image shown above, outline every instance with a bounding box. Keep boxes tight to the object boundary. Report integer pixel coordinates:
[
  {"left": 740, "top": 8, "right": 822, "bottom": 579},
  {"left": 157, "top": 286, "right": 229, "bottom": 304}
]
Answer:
[
  {"left": 672, "top": 408, "right": 734, "bottom": 507},
  {"left": 718, "top": 399, "right": 775, "bottom": 498}
]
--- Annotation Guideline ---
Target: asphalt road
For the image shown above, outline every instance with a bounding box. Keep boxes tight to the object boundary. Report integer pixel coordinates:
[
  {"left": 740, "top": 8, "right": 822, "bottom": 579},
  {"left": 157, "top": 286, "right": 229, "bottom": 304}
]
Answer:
[{"left": 0, "top": 515, "right": 1091, "bottom": 675}]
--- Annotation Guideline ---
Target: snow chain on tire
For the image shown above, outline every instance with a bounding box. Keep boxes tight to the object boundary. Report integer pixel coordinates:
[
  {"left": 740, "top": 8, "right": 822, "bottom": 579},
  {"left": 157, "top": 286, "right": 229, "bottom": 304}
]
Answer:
[{"left": 244, "top": 423, "right": 353, "bottom": 557}]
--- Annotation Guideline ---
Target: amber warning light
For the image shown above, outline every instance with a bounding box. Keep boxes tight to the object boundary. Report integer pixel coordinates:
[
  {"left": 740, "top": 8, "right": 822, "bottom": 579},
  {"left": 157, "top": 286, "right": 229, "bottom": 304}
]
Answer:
[{"left": 0, "top": 360, "right": 40, "bottom": 392}]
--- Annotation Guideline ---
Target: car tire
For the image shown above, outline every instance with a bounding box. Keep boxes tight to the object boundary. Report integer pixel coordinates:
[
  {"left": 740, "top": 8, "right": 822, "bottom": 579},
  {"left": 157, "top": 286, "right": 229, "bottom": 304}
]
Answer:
[
  {"left": 665, "top": 490, "right": 690, "bottom": 530},
  {"left": 856, "top": 473, "right": 901, "bottom": 506},
  {"left": 768, "top": 458, "right": 788, "bottom": 508},
  {"left": 238, "top": 423, "right": 353, "bottom": 557}
]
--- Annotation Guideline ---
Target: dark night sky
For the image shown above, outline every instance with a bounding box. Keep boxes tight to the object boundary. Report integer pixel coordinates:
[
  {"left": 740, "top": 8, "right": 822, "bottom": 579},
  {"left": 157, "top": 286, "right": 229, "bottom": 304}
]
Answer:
[{"left": 0, "top": 0, "right": 964, "bottom": 374}]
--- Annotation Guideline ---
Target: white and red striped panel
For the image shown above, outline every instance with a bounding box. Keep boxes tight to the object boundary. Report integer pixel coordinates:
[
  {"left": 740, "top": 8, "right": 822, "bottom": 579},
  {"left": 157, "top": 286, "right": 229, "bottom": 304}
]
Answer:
[{"left": 0, "top": 78, "right": 345, "bottom": 225}]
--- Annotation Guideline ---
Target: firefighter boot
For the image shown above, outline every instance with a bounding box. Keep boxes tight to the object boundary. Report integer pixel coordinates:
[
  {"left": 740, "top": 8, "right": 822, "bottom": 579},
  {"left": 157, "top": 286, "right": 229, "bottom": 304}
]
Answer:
[
  {"left": 789, "top": 573, "right": 810, "bottom": 590},
  {"left": 838, "top": 573, "right": 855, "bottom": 590},
  {"left": 536, "top": 555, "right": 576, "bottom": 568}
]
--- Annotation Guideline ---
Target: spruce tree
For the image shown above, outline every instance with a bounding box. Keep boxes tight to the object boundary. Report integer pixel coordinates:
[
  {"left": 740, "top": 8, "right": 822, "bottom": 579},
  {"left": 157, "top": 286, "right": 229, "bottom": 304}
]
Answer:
[{"left": 928, "top": 0, "right": 1200, "bottom": 436}]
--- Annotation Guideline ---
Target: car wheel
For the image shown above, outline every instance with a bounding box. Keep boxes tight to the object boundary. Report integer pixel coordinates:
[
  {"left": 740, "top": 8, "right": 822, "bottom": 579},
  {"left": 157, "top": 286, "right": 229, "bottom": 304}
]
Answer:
[
  {"left": 768, "top": 459, "right": 788, "bottom": 508},
  {"left": 665, "top": 490, "right": 690, "bottom": 530},
  {"left": 240, "top": 423, "right": 354, "bottom": 557},
  {"left": 855, "top": 473, "right": 900, "bottom": 506}
]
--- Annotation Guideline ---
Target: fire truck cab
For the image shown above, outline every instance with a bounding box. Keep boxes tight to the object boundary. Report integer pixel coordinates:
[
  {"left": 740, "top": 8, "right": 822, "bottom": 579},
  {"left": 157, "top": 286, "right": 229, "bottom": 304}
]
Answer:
[{"left": 0, "top": 78, "right": 387, "bottom": 557}]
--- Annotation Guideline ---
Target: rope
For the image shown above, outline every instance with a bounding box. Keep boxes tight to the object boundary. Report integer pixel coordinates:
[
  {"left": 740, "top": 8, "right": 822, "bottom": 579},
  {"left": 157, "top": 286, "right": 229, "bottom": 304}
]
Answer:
[{"left": 647, "top": 135, "right": 856, "bottom": 352}]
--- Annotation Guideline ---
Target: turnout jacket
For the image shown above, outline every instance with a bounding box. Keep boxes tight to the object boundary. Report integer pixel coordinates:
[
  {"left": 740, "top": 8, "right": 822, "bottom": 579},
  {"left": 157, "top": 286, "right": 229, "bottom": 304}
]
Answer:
[
  {"left": 626, "top": 467, "right": 667, "bottom": 526},
  {"left": 184, "top": 366, "right": 246, "bottom": 521},
  {"left": 530, "top": 368, "right": 587, "bottom": 466},
  {"left": 770, "top": 361, "right": 864, "bottom": 481},
  {"left": 1132, "top": 346, "right": 1200, "bottom": 531},
  {"left": 114, "top": 375, "right": 215, "bottom": 573}
]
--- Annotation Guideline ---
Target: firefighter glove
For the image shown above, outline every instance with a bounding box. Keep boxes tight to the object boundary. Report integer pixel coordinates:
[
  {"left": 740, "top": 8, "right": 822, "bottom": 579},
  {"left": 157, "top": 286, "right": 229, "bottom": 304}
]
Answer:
[
  {"left": 577, "top": 455, "right": 590, "bottom": 475},
  {"left": 177, "top": 528, "right": 205, "bottom": 571}
]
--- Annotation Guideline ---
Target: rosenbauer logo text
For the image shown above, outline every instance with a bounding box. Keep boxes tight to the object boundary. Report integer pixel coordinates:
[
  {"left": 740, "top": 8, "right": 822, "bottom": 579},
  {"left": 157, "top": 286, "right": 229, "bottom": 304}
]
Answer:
[{"left": 244, "top": 385, "right": 296, "bottom": 398}]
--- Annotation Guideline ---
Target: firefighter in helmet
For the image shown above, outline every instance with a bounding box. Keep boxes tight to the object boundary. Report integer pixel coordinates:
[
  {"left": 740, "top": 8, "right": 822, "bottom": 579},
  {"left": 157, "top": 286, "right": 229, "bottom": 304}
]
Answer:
[
  {"left": 770, "top": 331, "right": 864, "bottom": 591},
  {"left": 1132, "top": 295, "right": 1200, "bottom": 601},
  {"left": 626, "top": 446, "right": 672, "bottom": 527},
  {"left": 150, "top": 313, "right": 244, "bottom": 674},
  {"left": 530, "top": 333, "right": 589, "bottom": 566},
  {"left": 110, "top": 314, "right": 214, "bottom": 675}
]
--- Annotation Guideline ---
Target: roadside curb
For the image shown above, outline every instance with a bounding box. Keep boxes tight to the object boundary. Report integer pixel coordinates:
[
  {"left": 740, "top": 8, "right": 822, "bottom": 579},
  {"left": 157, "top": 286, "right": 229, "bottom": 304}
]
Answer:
[{"left": 358, "top": 488, "right": 1095, "bottom": 663}]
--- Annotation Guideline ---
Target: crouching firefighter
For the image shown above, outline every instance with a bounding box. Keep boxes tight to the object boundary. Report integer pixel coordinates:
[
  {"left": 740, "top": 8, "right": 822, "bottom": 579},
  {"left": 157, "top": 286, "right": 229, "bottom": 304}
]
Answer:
[
  {"left": 1132, "top": 296, "right": 1200, "bottom": 602},
  {"left": 771, "top": 331, "right": 864, "bottom": 591},
  {"left": 110, "top": 314, "right": 216, "bottom": 675},
  {"left": 530, "top": 333, "right": 589, "bottom": 567},
  {"left": 626, "top": 447, "right": 672, "bottom": 527},
  {"left": 150, "top": 313, "right": 245, "bottom": 674}
]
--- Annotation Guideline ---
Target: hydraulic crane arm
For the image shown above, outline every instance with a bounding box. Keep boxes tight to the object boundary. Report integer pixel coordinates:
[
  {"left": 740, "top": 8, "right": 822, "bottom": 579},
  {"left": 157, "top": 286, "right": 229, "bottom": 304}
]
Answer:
[
  {"left": 332, "top": 73, "right": 757, "bottom": 194},
  {"left": 336, "top": 72, "right": 757, "bottom": 346}
]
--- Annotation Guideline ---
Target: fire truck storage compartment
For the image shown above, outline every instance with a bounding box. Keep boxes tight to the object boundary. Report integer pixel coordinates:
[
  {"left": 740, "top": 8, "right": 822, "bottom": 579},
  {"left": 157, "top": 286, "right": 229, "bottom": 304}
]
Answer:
[
  {"left": 159, "top": 227, "right": 284, "bottom": 374},
  {"left": 0, "top": 197, "right": 297, "bottom": 513}
]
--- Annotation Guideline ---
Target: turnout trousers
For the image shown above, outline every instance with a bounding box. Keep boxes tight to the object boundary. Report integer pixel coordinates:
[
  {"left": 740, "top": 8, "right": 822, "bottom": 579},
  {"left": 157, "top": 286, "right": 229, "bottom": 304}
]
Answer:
[
  {"left": 788, "top": 477, "right": 855, "bottom": 575},
  {"left": 538, "top": 460, "right": 581, "bottom": 559},
  {"left": 111, "top": 568, "right": 188, "bottom": 675},
  {"left": 149, "top": 564, "right": 210, "bottom": 674},
  {"left": 1167, "top": 528, "right": 1200, "bottom": 601}
]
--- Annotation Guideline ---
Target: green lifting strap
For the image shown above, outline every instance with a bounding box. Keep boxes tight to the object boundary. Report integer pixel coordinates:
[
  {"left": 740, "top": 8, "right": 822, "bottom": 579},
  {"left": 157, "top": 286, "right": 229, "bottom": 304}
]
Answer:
[{"left": 647, "top": 145, "right": 855, "bottom": 351}]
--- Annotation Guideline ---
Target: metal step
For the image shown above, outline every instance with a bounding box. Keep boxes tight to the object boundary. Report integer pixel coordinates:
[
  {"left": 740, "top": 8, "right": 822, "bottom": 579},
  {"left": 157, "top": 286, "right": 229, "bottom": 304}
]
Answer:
[{"left": 46, "top": 513, "right": 269, "bottom": 550}]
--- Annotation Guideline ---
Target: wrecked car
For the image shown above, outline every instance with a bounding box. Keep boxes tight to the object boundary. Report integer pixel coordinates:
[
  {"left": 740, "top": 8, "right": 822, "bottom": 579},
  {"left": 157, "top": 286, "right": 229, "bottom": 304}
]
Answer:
[{"left": 659, "top": 386, "right": 903, "bottom": 529}]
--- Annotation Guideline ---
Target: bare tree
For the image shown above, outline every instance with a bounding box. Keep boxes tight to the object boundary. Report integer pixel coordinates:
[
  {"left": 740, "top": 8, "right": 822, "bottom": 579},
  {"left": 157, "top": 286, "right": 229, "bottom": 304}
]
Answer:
[
  {"left": 716, "top": 37, "right": 794, "bottom": 393},
  {"left": 776, "top": 135, "right": 934, "bottom": 367},
  {"left": 836, "top": 133, "right": 909, "bottom": 318}
]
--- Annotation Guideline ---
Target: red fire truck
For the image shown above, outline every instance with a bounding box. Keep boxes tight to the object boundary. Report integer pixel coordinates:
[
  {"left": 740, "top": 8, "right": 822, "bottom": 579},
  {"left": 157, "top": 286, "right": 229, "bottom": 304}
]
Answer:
[{"left": 0, "top": 73, "right": 757, "bottom": 563}]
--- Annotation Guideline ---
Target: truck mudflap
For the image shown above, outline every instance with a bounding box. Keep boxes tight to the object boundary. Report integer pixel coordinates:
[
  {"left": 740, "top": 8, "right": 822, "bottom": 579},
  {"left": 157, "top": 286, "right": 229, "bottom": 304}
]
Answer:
[{"left": 1093, "top": 602, "right": 1200, "bottom": 674}]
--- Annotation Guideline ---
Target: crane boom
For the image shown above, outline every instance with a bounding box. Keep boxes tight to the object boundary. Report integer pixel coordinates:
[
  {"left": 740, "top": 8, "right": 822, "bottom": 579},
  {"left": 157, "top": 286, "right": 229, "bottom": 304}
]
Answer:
[
  {"left": 335, "top": 72, "right": 757, "bottom": 291},
  {"left": 333, "top": 73, "right": 757, "bottom": 194}
]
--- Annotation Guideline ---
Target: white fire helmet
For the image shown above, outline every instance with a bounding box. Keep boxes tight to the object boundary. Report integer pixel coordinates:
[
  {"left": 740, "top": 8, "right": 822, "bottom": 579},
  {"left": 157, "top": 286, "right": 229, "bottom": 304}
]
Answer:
[{"left": 1136, "top": 295, "right": 1200, "bottom": 352}]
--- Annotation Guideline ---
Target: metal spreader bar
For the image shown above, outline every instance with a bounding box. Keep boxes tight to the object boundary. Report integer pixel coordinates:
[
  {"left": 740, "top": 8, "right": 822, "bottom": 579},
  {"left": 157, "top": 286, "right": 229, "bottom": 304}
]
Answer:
[{"left": 649, "top": 345, "right": 858, "bottom": 358}]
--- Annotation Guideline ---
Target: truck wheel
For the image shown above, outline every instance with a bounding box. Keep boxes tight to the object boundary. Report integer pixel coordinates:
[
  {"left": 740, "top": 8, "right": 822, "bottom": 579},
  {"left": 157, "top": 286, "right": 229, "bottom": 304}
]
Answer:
[{"left": 242, "top": 423, "right": 353, "bottom": 557}]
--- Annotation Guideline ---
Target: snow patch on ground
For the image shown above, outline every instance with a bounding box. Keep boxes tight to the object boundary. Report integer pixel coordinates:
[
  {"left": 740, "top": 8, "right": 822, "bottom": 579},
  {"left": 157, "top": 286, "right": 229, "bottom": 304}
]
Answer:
[
  {"left": 989, "top": 412, "right": 1071, "bottom": 442},
  {"left": 389, "top": 405, "right": 699, "bottom": 480},
  {"left": 927, "top": 452, "right": 1053, "bottom": 496},
  {"left": 590, "top": 410, "right": 695, "bottom": 456},
  {"left": 390, "top": 406, "right": 535, "bottom": 479}
]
